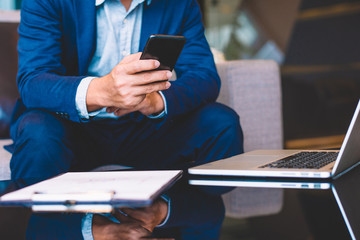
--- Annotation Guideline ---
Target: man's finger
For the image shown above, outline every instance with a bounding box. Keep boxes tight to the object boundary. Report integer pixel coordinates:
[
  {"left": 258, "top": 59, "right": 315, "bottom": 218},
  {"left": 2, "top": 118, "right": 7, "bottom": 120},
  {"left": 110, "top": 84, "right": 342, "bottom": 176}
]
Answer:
[
  {"left": 106, "top": 107, "right": 134, "bottom": 116},
  {"left": 120, "top": 52, "right": 142, "bottom": 64},
  {"left": 106, "top": 107, "right": 118, "bottom": 113},
  {"left": 131, "top": 70, "right": 172, "bottom": 85},
  {"left": 119, "top": 207, "right": 144, "bottom": 219},
  {"left": 113, "top": 209, "right": 137, "bottom": 223},
  {"left": 131, "top": 81, "right": 171, "bottom": 96},
  {"left": 123, "top": 59, "right": 161, "bottom": 75},
  {"left": 114, "top": 108, "right": 135, "bottom": 117},
  {"left": 141, "top": 238, "right": 175, "bottom": 240}
]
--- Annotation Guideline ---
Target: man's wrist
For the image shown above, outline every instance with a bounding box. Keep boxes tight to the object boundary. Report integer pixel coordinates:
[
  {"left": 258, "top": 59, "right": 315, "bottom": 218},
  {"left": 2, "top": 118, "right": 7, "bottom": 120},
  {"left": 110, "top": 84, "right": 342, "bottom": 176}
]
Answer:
[
  {"left": 147, "top": 91, "right": 167, "bottom": 119},
  {"left": 86, "top": 76, "right": 109, "bottom": 112},
  {"left": 153, "top": 92, "right": 165, "bottom": 114}
]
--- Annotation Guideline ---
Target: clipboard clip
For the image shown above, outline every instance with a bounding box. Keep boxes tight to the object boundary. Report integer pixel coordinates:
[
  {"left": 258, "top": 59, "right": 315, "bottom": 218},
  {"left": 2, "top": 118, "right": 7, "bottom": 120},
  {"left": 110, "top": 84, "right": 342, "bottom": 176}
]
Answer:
[
  {"left": 31, "top": 190, "right": 116, "bottom": 203},
  {"left": 30, "top": 191, "right": 116, "bottom": 213}
]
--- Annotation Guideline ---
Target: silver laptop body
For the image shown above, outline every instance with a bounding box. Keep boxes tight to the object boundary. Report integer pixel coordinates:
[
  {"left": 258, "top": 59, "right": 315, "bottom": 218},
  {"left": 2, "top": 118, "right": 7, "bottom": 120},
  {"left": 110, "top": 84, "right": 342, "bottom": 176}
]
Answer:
[{"left": 189, "top": 100, "right": 360, "bottom": 179}]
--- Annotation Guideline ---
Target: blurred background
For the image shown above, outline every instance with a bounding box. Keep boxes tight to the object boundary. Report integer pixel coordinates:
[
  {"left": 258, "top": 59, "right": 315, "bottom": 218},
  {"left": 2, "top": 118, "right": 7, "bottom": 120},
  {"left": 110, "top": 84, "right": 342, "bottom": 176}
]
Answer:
[
  {"left": 0, "top": 0, "right": 20, "bottom": 10},
  {"left": 2, "top": 0, "right": 360, "bottom": 150},
  {"left": 199, "top": 0, "right": 360, "bottom": 150}
]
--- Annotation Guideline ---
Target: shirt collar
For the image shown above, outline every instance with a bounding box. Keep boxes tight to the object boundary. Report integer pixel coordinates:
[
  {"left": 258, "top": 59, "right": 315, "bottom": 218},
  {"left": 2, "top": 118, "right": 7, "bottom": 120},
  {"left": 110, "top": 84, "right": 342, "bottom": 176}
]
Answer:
[{"left": 96, "top": 0, "right": 152, "bottom": 7}]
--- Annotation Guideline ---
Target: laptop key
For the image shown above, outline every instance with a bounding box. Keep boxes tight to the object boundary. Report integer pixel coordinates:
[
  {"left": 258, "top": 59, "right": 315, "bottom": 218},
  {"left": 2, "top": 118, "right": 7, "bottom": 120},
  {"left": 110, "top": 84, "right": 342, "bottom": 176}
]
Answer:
[{"left": 260, "top": 152, "right": 338, "bottom": 169}]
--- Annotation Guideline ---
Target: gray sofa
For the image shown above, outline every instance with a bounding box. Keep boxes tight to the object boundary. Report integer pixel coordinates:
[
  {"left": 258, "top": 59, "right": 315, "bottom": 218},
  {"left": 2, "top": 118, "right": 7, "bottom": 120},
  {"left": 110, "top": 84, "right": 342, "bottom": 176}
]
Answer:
[
  {"left": 0, "top": 10, "right": 20, "bottom": 181},
  {"left": 216, "top": 60, "right": 284, "bottom": 218},
  {"left": 0, "top": 10, "right": 284, "bottom": 218}
]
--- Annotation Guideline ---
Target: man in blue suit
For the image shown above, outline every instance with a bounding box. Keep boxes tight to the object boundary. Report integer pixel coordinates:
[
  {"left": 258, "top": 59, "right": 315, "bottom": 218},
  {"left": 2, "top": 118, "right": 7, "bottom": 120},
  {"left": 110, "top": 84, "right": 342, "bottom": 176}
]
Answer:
[{"left": 11, "top": 0, "right": 244, "bottom": 239}]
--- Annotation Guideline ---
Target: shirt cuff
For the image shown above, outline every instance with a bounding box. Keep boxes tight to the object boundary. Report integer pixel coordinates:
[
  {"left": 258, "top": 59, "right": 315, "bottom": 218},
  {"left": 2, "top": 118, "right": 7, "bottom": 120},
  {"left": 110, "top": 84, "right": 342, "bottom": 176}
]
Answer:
[
  {"left": 157, "top": 194, "right": 171, "bottom": 228},
  {"left": 76, "top": 76, "right": 104, "bottom": 120},
  {"left": 147, "top": 91, "right": 168, "bottom": 119},
  {"left": 81, "top": 213, "right": 119, "bottom": 240},
  {"left": 81, "top": 196, "right": 170, "bottom": 240},
  {"left": 81, "top": 213, "right": 94, "bottom": 240}
]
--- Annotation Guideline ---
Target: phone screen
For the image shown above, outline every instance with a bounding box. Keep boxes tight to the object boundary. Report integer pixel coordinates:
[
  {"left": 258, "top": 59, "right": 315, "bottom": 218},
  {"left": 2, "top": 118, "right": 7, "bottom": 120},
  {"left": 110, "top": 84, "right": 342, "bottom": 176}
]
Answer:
[{"left": 140, "top": 35, "right": 186, "bottom": 71}]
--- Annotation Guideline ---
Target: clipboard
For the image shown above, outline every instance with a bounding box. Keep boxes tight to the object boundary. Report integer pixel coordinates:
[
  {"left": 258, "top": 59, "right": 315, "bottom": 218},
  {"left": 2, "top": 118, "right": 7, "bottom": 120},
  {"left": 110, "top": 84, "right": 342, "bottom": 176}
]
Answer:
[{"left": 0, "top": 170, "right": 182, "bottom": 212}]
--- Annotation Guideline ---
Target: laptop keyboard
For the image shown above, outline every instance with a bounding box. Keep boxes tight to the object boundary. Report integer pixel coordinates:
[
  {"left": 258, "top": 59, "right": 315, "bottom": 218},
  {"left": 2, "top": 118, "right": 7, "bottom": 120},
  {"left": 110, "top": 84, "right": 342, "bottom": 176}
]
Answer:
[{"left": 260, "top": 152, "right": 338, "bottom": 169}]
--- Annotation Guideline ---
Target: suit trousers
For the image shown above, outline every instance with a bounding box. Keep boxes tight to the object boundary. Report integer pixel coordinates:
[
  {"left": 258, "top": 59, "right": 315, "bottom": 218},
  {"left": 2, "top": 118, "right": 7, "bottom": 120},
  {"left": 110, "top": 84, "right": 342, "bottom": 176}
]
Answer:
[{"left": 10, "top": 102, "right": 244, "bottom": 240}]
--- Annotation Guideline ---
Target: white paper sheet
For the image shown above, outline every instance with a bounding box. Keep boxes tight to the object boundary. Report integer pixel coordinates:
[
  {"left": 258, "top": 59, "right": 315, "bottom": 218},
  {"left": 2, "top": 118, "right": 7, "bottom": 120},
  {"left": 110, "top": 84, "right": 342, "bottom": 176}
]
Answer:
[{"left": 1, "top": 170, "right": 182, "bottom": 203}]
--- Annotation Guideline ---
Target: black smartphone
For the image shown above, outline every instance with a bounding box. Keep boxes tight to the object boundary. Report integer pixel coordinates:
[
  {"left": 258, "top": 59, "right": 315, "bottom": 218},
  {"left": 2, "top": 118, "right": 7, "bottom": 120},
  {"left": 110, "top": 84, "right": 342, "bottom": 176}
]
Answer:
[{"left": 140, "top": 34, "right": 186, "bottom": 71}]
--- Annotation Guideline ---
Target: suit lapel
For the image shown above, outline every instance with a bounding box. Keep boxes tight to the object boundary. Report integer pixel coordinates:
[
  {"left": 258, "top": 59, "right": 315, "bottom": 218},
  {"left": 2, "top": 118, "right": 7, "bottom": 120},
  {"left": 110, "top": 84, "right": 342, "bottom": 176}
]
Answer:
[
  {"left": 140, "top": 0, "right": 166, "bottom": 51},
  {"left": 73, "top": 0, "right": 96, "bottom": 75}
]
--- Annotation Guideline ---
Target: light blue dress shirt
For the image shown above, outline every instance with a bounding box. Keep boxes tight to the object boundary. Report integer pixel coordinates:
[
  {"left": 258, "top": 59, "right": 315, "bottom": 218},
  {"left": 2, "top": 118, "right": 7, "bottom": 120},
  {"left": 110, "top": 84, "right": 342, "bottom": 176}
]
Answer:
[
  {"left": 80, "top": 1, "right": 169, "bottom": 239},
  {"left": 75, "top": 0, "right": 167, "bottom": 121}
]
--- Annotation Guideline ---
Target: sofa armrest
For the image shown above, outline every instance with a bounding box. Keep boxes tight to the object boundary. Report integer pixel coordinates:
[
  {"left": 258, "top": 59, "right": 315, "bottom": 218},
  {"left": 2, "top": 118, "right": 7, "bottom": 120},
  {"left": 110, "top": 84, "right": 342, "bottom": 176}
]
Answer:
[
  {"left": 216, "top": 60, "right": 284, "bottom": 151},
  {"left": 0, "top": 11, "right": 20, "bottom": 139},
  {"left": 0, "top": 139, "right": 12, "bottom": 180}
]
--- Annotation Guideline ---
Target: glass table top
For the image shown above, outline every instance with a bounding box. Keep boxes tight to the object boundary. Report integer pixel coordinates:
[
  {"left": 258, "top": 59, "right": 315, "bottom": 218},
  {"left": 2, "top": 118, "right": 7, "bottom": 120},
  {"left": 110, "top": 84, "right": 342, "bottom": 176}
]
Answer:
[{"left": 1, "top": 166, "right": 360, "bottom": 239}]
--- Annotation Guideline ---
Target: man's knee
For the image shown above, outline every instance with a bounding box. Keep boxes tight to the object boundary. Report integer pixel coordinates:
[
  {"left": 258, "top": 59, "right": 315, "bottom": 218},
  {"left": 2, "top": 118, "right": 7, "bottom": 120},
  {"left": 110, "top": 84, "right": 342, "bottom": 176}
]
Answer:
[
  {"left": 196, "top": 103, "right": 242, "bottom": 139},
  {"left": 185, "top": 103, "right": 244, "bottom": 164},
  {"left": 14, "top": 109, "right": 66, "bottom": 143},
  {"left": 10, "top": 110, "right": 73, "bottom": 180}
]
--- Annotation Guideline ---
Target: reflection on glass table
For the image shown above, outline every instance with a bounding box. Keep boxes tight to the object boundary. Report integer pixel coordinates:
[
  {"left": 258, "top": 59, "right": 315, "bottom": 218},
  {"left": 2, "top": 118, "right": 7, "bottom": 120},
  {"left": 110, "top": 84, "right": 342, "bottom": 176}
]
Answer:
[
  {"left": 0, "top": 174, "right": 229, "bottom": 240},
  {"left": 189, "top": 165, "right": 360, "bottom": 240}
]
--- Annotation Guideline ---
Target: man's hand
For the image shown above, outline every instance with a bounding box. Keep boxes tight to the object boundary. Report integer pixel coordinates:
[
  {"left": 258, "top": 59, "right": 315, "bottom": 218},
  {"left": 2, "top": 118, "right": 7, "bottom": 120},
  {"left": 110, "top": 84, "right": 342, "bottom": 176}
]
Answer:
[
  {"left": 92, "top": 214, "right": 151, "bottom": 240},
  {"left": 92, "top": 214, "right": 174, "bottom": 240},
  {"left": 106, "top": 91, "right": 164, "bottom": 117},
  {"left": 86, "top": 52, "right": 172, "bottom": 113},
  {"left": 114, "top": 198, "right": 169, "bottom": 232}
]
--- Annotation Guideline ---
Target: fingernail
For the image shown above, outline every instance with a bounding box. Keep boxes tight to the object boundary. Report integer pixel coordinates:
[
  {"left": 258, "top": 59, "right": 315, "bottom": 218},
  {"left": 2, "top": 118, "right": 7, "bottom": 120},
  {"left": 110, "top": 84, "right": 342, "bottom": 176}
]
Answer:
[
  {"left": 155, "top": 61, "right": 160, "bottom": 68},
  {"left": 166, "top": 81, "right": 171, "bottom": 88},
  {"left": 166, "top": 71, "right": 172, "bottom": 78}
]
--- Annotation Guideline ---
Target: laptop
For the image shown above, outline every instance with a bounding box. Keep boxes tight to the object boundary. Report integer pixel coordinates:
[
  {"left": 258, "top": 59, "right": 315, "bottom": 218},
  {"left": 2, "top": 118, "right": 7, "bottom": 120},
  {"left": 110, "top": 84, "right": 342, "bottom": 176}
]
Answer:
[
  {"left": 189, "top": 100, "right": 360, "bottom": 179},
  {"left": 189, "top": 175, "right": 331, "bottom": 189}
]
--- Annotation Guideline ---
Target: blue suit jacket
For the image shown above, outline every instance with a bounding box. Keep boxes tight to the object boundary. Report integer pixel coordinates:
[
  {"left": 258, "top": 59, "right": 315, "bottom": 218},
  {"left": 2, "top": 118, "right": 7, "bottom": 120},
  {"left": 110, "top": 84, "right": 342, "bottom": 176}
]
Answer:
[{"left": 16, "top": 0, "right": 220, "bottom": 123}]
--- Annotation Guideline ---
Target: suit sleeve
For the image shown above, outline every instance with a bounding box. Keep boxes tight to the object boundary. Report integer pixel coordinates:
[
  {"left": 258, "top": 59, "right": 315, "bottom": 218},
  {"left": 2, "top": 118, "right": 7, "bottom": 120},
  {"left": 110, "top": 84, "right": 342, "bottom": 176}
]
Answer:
[
  {"left": 162, "top": 0, "right": 221, "bottom": 119},
  {"left": 17, "top": 0, "right": 84, "bottom": 122}
]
